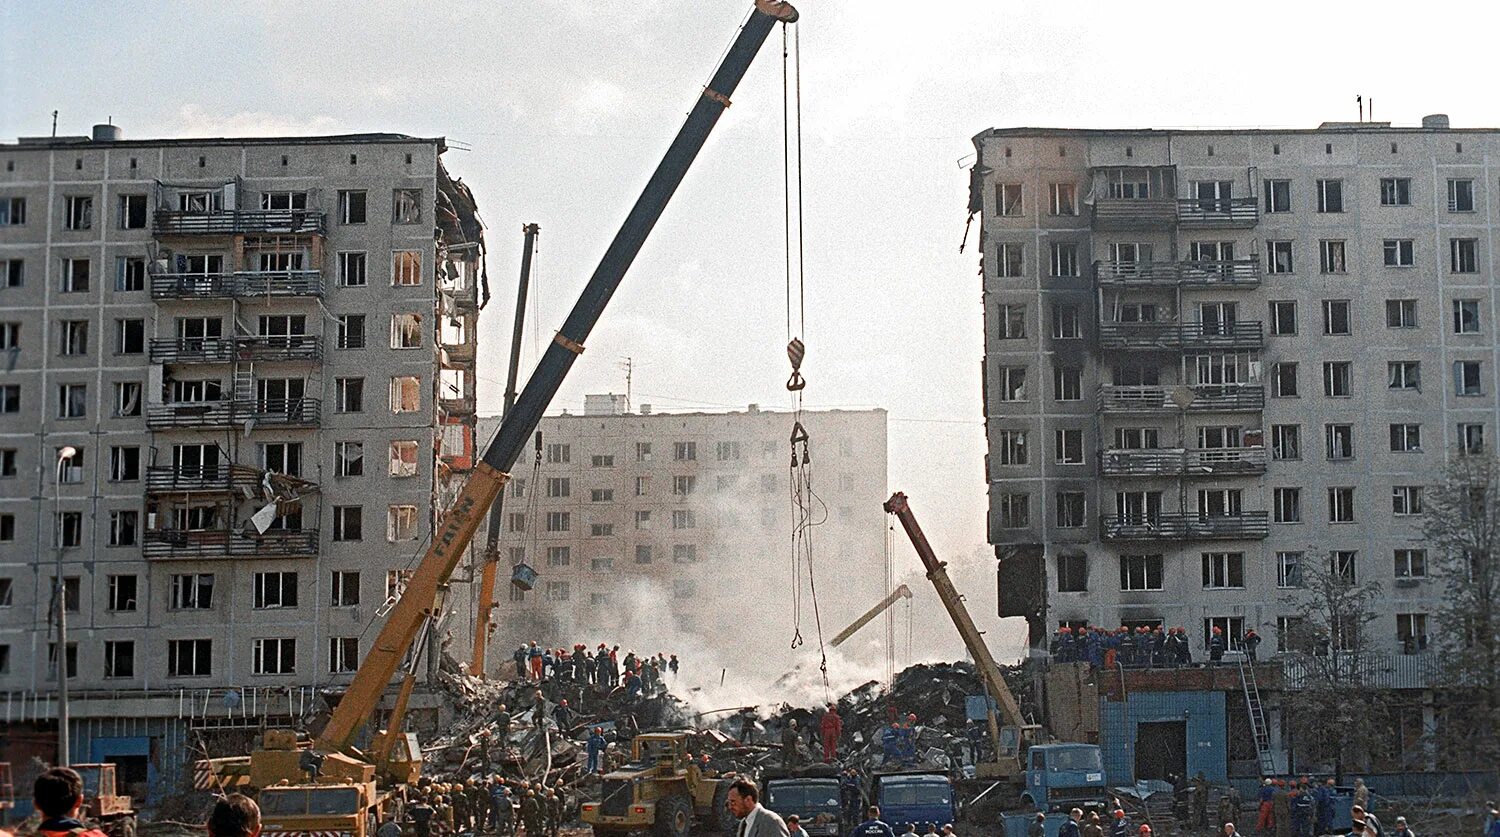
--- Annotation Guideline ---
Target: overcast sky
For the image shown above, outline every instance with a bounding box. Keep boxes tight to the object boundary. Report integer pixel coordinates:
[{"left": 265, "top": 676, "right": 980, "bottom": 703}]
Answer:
[{"left": 7, "top": 0, "right": 1499, "bottom": 663}]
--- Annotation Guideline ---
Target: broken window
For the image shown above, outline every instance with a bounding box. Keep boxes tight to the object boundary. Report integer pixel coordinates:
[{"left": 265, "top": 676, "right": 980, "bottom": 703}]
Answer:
[
  {"left": 391, "top": 313, "right": 423, "bottom": 348},
  {"left": 65, "top": 195, "right": 93, "bottom": 230},
  {"left": 393, "top": 189, "right": 422, "bottom": 224},
  {"left": 115, "top": 319, "right": 144, "bottom": 354},
  {"left": 118, "top": 194, "right": 147, "bottom": 229},
  {"left": 393, "top": 250, "right": 422, "bottom": 286},
  {"left": 1056, "top": 552, "right": 1087, "bottom": 592},
  {"left": 170, "top": 574, "right": 214, "bottom": 610},
  {"left": 339, "top": 314, "right": 366, "bottom": 349},
  {"left": 1119, "top": 554, "right": 1163, "bottom": 591},
  {"left": 390, "top": 440, "right": 419, "bottom": 477},
  {"left": 109, "top": 446, "right": 140, "bottom": 481},
  {"left": 108, "top": 511, "right": 137, "bottom": 547},
  {"left": 338, "top": 190, "right": 367, "bottom": 224},
  {"left": 336, "top": 441, "right": 364, "bottom": 477},
  {"left": 339, "top": 251, "right": 367, "bottom": 286},
  {"left": 387, "top": 505, "right": 419, "bottom": 541},
  {"left": 112, "top": 381, "right": 141, "bottom": 418},
  {"left": 390, "top": 376, "right": 420, "bottom": 413},
  {"left": 332, "top": 506, "right": 363, "bottom": 542},
  {"left": 329, "top": 637, "right": 359, "bottom": 674},
  {"left": 253, "top": 571, "right": 299, "bottom": 609},
  {"left": 58, "top": 383, "right": 87, "bottom": 419},
  {"left": 995, "top": 183, "right": 1022, "bottom": 216},
  {"left": 251, "top": 638, "right": 296, "bottom": 675},
  {"left": 60, "top": 320, "right": 88, "bottom": 355}
]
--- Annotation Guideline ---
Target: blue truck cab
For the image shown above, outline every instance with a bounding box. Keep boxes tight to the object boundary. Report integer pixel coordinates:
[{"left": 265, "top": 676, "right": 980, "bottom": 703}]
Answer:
[
  {"left": 869, "top": 772, "right": 957, "bottom": 833},
  {"left": 1020, "top": 744, "right": 1107, "bottom": 813}
]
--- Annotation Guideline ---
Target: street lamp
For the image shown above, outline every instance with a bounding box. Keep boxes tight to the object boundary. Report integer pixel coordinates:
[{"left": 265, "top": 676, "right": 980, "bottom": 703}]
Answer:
[{"left": 53, "top": 444, "right": 75, "bottom": 767}]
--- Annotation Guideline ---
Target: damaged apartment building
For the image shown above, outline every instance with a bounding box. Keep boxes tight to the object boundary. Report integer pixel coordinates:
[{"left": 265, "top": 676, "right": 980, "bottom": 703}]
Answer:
[{"left": 0, "top": 127, "right": 485, "bottom": 803}]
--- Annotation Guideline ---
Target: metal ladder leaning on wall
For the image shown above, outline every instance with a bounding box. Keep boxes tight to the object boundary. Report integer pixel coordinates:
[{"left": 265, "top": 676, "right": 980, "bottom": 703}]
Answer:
[{"left": 1236, "top": 654, "right": 1276, "bottom": 775}]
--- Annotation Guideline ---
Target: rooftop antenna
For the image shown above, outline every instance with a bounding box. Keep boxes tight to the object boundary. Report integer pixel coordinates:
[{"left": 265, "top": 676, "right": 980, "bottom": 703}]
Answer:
[
  {"left": 1369, "top": 98, "right": 1374, "bottom": 122},
  {"left": 618, "top": 357, "right": 634, "bottom": 411},
  {"left": 51, "top": 110, "right": 58, "bottom": 138},
  {"left": 1357, "top": 95, "right": 1364, "bottom": 123}
]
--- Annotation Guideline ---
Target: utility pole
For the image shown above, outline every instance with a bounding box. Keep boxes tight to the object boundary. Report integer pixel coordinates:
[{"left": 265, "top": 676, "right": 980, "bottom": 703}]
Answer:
[{"left": 619, "top": 357, "right": 633, "bottom": 412}]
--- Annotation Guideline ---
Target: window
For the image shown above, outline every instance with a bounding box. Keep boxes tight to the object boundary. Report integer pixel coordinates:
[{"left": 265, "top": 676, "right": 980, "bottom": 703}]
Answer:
[
  {"left": 388, "top": 505, "right": 419, "bottom": 541},
  {"left": 1269, "top": 301, "right": 1297, "bottom": 335},
  {"left": 65, "top": 195, "right": 93, "bottom": 230},
  {"left": 1454, "top": 299, "right": 1481, "bottom": 334},
  {"left": 1051, "top": 305, "right": 1081, "bottom": 339},
  {"left": 1055, "top": 492, "right": 1085, "bottom": 528},
  {"left": 107, "top": 575, "right": 138, "bottom": 611},
  {"left": 336, "top": 441, "right": 364, "bottom": 477},
  {"left": 591, "top": 488, "right": 615, "bottom": 502},
  {"left": 385, "top": 570, "right": 412, "bottom": 600},
  {"left": 57, "top": 447, "right": 83, "bottom": 483},
  {"left": 1322, "top": 300, "right": 1351, "bottom": 335},
  {"left": 591, "top": 454, "right": 615, "bottom": 468},
  {"left": 715, "top": 441, "right": 741, "bottom": 461},
  {"left": 996, "top": 243, "right": 1023, "bottom": 277},
  {"left": 1319, "top": 240, "right": 1347, "bottom": 273},
  {"left": 0, "top": 448, "right": 13, "bottom": 477},
  {"left": 634, "top": 442, "right": 652, "bottom": 462},
  {"left": 115, "top": 257, "right": 145, "bottom": 292},
  {"left": 260, "top": 191, "right": 308, "bottom": 210},
  {"left": 393, "top": 189, "right": 422, "bottom": 223},
  {"left": 253, "top": 572, "right": 299, "bottom": 609},
  {"left": 1455, "top": 360, "right": 1484, "bottom": 396},
  {"left": 545, "top": 511, "right": 571, "bottom": 533},
  {"left": 393, "top": 250, "right": 422, "bottom": 286},
  {"left": 1460, "top": 423, "right": 1486, "bottom": 455},
  {"left": 672, "top": 544, "right": 698, "bottom": 564},
  {"left": 1380, "top": 238, "right": 1416, "bottom": 268},
  {"left": 634, "top": 510, "right": 652, "bottom": 530},
  {"left": 507, "top": 512, "right": 525, "bottom": 533},
  {"left": 1451, "top": 238, "right": 1479, "bottom": 273},
  {"left": 58, "top": 383, "right": 86, "bottom": 418},
  {"left": 1276, "top": 551, "right": 1303, "bottom": 589},
  {"left": 331, "top": 571, "right": 360, "bottom": 606},
  {"left": 333, "top": 377, "right": 364, "bottom": 413},
  {"left": 995, "top": 304, "right": 1025, "bottom": 339},
  {"left": 60, "top": 320, "right": 88, "bottom": 355},
  {"left": 109, "top": 446, "right": 140, "bottom": 481},
  {"left": 1386, "top": 299, "right": 1417, "bottom": 328},
  {"left": 673, "top": 441, "right": 696, "bottom": 461},
  {"left": 1272, "top": 363, "right": 1299, "bottom": 398},
  {"left": 672, "top": 509, "right": 696, "bottom": 530},
  {"left": 995, "top": 430, "right": 1028, "bottom": 465},
  {"left": 391, "top": 313, "right": 423, "bottom": 348},
  {"left": 389, "top": 441, "right": 419, "bottom": 477},
  {"left": 1447, "top": 178, "right": 1475, "bottom": 212},
  {"left": 1049, "top": 183, "right": 1077, "bottom": 216},
  {"left": 1273, "top": 487, "right": 1301, "bottom": 523},
  {"left": 252, "top": 638, "right": 296, "bottom": 675},
  {"left": 1049, "top": 242, "right": 1079, "bottom": 277},
  {"left": 1390, "top": 423, "right": 1422, "bottom": 452},
  {"left": 389, "top": 376, "right": 420, "bottom": 412},
  {"left": 1054, "top": 429, "right": 1084, "bottom": 464},
  {"left": 1388, "top": 361, "right": 1420, "bottom": 391},
  {"left": 1201, "top": 552, "right": 1245, "bottom": 589},
  {"left": 672, "top": 475, "right": 696, "bottom": 495},
  {"left": 0, "top": 196, "right": 26, "bottom": 225},
  {"left": 1316, "top": 179, "right": 1344, "bottom": 213},
  {"left": 0, "top": 514, "right": 13, "bottom": 541},
  {"left": 0, "top": 322, "right": 18, "bottom": 351},
  {"left": 1394, "top": 549, "right": 1427, "bottom": 579},
  {"left": 338, "top": 314, "right": 366, "bottom": 349},
  {"left": 1052, "top": 366, "right": 1082, "bottom": 401},
  {"left": 1323, "top": 361, "right": 1352, "bottom": 397},
  {"left": 168, "top": 639, "right": 212, "bottom": 677},
  {"left": 115, "top": 319, "right": 144, "bottom": 354},
  {"left": 103, "top": 641, "right": 134, "bottom": 679},
  {"left": 1119, "top": 554, "right": 1163, "bottom": 591},
  {"left": 1263, "top": 179, "right": 1291, "bottom": 213},
  {"left": 170, "top": 574, "right": 214, "bottom": 609},
  {"left": 1396, "top": 613, "right": 1429, "bottom": 653},
  {"left": 1392, "top": 485, "right": 1423, "bottom": 516},
  {"left": 108, "top": 511, "right": 137, "bottom": 547},
  {"left": 332, "top": 506, "right": 363, "bottom": 541},
  {"left": 998, "top": 493, "right": 1029, "bottom": 528},
  {"left": 1, "top": 259, "right": 20, "bottom": 288},
  {"left": 338, "top": 252, "right": 367, "bottom": 287},
  {"left": 1379, "top": 177, "right": 1411, "bottom": 206},
  {"left": 1267, "top": 240, "right": 1294, "bottom": 274},
  {"left": 1327, "top": 487, "right": 1355, "bottom": 523},
  {"left": 1056, "top": 552, "right": 1087, "bottom": 593},
  {"left": 339, "top": 190, "right": 367, "bottom": 224},
  {"left": 545, "top": 581, "right": 572, "bottom": 602},
  {"left": 1, "top": 385, "right": 21, "bottom": 414},
  {"left": 635, "top": 476, "right": 651, "bottom": 497},
  {"left": 547, "top": 477, "right": 571, "bottom": 498},
  {"left": 329, "top": 637, "right": 359, "bottom": 674},
  {"left": 995, "top": 366, "right": 1027, "bottom": 401},
  {"left": 1325, "top": 424, "right": 1354, "bottom": 460},
  {"left": 996, "top": 183, "right": 1022, "bottom": 216}
]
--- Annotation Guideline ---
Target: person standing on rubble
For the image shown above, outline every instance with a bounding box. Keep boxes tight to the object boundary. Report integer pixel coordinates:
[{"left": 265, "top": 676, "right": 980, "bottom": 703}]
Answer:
[
  {"left": 513, "top": 646, "right": 527, "bottom": 681},
  {"left": 740, "top": 708, "right": 758, "bottom": 744},
  {"left": 820, "top": 704, "right": 843, "bottom": 762},
  {"left": 452, "top": 784, "right": 471, "bottom": 833},
  {"left": 527, "top": 642, "right": 543, "bottom": 681},
  {"left": 519, "top": 790, "right": 541, "bottom": 837},
  {"left": 587, "top": 727, "right": 607, "bottom": 773},
  {"left": 782, "top": 718, "right": 802, "bottom": 767},
  {"left": 669, "top": 654, "right": 679, "bottom": 679},
  {"left": 851, "top": 807, "right": 896, "bottom": 837}
]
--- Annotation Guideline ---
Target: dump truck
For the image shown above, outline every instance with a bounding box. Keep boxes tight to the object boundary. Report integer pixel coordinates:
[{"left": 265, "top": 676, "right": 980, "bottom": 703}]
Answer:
[
  {"left": 579, "top": 732, "right": 740, "bottom": 837},
  {"left": 762, "top": 766, "right": 846, "bottom": 837}
]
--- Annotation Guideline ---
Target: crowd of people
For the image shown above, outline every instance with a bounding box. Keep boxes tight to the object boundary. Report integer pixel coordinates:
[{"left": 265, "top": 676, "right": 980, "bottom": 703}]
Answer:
[
  {"left": 1049, "top": 624, "right": 1264, "bottom": 668},
  {"left": 397, "top": 775, "right": 566, "bottom": 837},
  {"left": 511, "top": 641, "right": 678, "bottom": 698}
]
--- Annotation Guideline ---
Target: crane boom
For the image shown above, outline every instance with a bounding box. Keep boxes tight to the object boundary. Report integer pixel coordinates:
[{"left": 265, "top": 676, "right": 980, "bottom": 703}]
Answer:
[
  {"left": 315, "top": 0, "right": 800, "bottom": 755},
  {"left": 829, "top": 584, "right": 912, "bottom": 648}
]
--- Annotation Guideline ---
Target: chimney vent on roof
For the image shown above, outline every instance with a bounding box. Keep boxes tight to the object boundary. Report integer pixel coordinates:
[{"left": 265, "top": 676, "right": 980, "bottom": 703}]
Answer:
[
  {"left": 91, "top": 123, "right": 122, "bottom": 142},
  {"left": 1422, "top": 114, "right": 1451, "bottom": 129}
]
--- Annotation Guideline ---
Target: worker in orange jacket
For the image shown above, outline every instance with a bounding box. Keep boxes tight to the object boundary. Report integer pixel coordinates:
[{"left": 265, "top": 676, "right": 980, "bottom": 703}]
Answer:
[
  {"left": 820, "top": 703, "right": 844, "bottom": 761},
  {"left": 34, "top": 767, "right": 110, "bottom": 837}
]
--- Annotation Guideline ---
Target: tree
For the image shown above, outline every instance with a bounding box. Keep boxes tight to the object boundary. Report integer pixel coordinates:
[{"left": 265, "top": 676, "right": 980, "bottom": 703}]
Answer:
[
  {"left": 1278, "top": 556, "right": 1388, "bottom": 775},
  {"left": 1421, "top": 454, "right": 1500, "bottom": 767}
]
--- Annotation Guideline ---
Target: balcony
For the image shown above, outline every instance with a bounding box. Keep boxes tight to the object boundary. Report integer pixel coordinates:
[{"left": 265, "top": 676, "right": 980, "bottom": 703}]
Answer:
[
  {"left": 143, "top": 528, "right": 319, "bottom": 560},
  {"left": 149, "top": 335, "right": 322, "bottom": 364},
  {"left": 1100, "top": 511, "right": 1269, "bottom": 541},
  {"left": 1098, "top": 321, "right": 1263, "bottom": 350},
  {"left": 1100, "top": 446, "right": 1268, "bottom": 477},
  {"left": 153, "top": 209, "right": 326, "bottom": 237},
  {"left": 1091, "top": 198, "right": 1178, "bottom": 231},
  {"left": 1098, "top": 384, "right": 1264, "bottom": 414},
  {"left": 1176, "top": 197, "right": 1258, "bottom": 228},
  {"left": 146, "top": 398, "right": 322, "bottom": 429},
  {"left": 150, "top": 271, "right": 324, "bottom": 300},
  {"left": 440, "top": 342, "right": 476, "bottom": 366},
  {"left": 145, "top": 464, "right": 263, "bottom": 494},
  {"left": 1095, "top": 257, "right": 1261, "bottom": 288},
  {"left": 440, "top": 394, "right": 477, "bottom": 417}
]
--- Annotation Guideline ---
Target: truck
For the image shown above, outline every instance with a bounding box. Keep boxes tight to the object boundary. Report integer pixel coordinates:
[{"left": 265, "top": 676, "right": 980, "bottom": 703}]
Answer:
[
  {"left": 762, "top": 767, "right": 845, "bottom": 837},
  {"left": 578, "top": 732, "right": 738, "bottom": 837},
  {"left": 868, "top": 772, "right": 957, "bottom": 833},
  {"left": 1018, "top": 744, "right": 1107, "bottom": 813},
  {"left": 72, "top": 763, "right": 136, "bottom": 837},
  {"left": 258, "top": 781, "right": 386, "bottom": 837}
]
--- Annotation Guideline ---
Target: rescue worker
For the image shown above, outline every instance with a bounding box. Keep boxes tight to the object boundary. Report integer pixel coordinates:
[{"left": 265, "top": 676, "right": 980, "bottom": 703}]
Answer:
[
  {"left": 207, "top": 794, "right": 263, "bottom": 837},
  {"left": 1256, "top": 779, "right": 1275, "bottom": 834},
  {"left": 840, "top": 769, "right": 863, "bottom": 825},
  {"left": 554, "top": 699, "right": 574, "bottom": 733},
  {"left": 1314, "top": 779, "right": 1336, "bottom": 836},
  {"left": 1059, "top": 808, "right": 1083, "bottom": 837},
  {"left": 34, "top": 768, "right": 110, "bottom": 837},
  {"left": 1243, "top": 628, "right": 1262, "bottom": 662},
  {"left": 782, "top": 718, "right": 802, "bottom": 766},
  {"left": 669, "top": 654, "right": 680, "bottom": 679},
  {"left": 1119, "top": 626, "right": 1137, "bottom": 668},
  {"left": 527, "top": 641, "right": 543, "bottom": 681},
  {"left": 1273, "top": 779, "right": 1292, "bottom": 837},
  {"left": 1110, "top": 808, "right": 1132, "bottom": 837},
  {"left": 453, "top": 783, "right": 471, "bottom": 833},
  {"left": 1290, "top": 782, "right": 1313, "bottom": 837},
  {"left": 1218, "top": 790, "right": 1237, "bottom": 834},
  {"left": 821, "top": 703, "right": 844, "bottom": 762},
  {"left": 623, "top": 669, "right": 643, "bottom": 697},
  {"left": 519, "top": 790, "right": 541, "bottom": 837},
  {"left": 489, "top": 779, "right": 513, "bottom": 837},
  {"left": 549, "top": 791, "right": 564, "bottom": 837},
  {"left": 376, "top": 814, "right": 402, "bottom": 837},
  {"left": 409, "top": 794, "right": 435, "bottom": 837},
  {"left": 513, "top": 645, "right": 528, "bottom": 680},
  {"left": 1150, "top": 626, "right": 1167, "bottom": 668},
  {"left": 434, "top": 794, "right": 454, "bottom": 836},
  {"left": 740, "top": 707, "right": 758, "bottom": 744},
  {"left": 1082, "top": 810, "right": 1104, "bottom": 837},
  {"left": 1190, "top": 772, "right": 1209, "bottom": 828},
  {"left": 1391, "top": 815, "right": 1415, "bottom": 837},
  {"left": 587, "top": 727, "right": 607, "bottom": 773},
  {"left": 1209, "top": 626, "right": 1226, "bottom": 664},
  {"left": 471, "top": 780, "right": 490, "bottom": 833},
  {"left": 851, "top": 806, "right": 897, "bottom": 837}
]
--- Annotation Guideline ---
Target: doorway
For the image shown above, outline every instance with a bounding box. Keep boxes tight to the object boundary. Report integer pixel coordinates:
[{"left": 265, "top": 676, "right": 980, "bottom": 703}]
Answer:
[{"left": 1134, "top": 721, "right": 1186, "bottom": 781}]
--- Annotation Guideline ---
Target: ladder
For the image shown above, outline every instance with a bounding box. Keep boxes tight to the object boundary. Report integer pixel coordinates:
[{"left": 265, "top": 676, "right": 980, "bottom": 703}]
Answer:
[{"left": 1237, "top": 654, "right": 1276, "bottom": 775}]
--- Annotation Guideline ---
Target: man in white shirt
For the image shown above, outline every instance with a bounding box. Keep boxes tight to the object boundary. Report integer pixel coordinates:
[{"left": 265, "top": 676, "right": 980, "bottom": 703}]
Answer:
[{"left": 728, "top": 778, "right": 791, "bottom": 837}]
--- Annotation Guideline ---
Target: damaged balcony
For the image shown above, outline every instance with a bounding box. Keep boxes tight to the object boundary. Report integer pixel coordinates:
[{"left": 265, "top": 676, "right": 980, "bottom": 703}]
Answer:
[
  {"left": 145, "top": 398, "right": 322, "bottom": 430},
  {"left": 149, "top": 335, "right": 322, "bottom": 364},
  {"left": 1100, "top": 511, "right": 1269, "bottom": 541},
  {"left": 145, "top": 464, "right": 265, "bottom": 495},
  {"left": 1177, "top": 197, "right": 1259, "bottom": 228},
  {"left": 1094, "top": 257, "right": 1261, "bottom": 288},
  {"left": 143, "top": 527, "right": 320, "bottom": 560},
  {"left": 153, "top": 209, "right": 326, "bottom": 237},
  {"left": 1098, "top": 384, "right": 1265, "bottom": 414},
  {"left": 1088, "top": 166, "right": 1178, "bottom": 230},
  {"left": 150, "top": 270, "right": 324, "bottom": 300},
  {"left": 1098, "top": 321, "right": 1263, "bottom": 350},
  {"left": 1099, "top": 446, "right": 1268, "bottom": 477},
  {"left": 440, "top": 342, "right": 476, "bottom": 367}
]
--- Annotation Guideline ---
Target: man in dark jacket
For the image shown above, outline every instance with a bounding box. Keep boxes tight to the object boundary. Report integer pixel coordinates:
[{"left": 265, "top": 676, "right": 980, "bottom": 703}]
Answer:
[{"left": 34, "top": 768, "right": 111, "bottom": 837}]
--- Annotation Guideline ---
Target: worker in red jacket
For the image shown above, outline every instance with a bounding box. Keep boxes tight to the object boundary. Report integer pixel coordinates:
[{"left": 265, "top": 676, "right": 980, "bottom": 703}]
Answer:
[{"left": 820, "top": 703, "right": 844, "bottom": 762}]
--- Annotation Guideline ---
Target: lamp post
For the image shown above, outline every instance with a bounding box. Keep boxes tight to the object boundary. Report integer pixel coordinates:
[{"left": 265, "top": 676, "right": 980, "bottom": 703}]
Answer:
[{"left": 54, "top": 444, "right": 75, "bottom": 767}]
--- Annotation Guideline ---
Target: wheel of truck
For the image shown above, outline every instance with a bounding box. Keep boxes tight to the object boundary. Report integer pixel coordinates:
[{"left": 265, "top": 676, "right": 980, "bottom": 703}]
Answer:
[
  {"left": 1018, "top": 794, "right": 1038, "bottom": 814},
  {"left": 653, "top": 795, "right": 692, "bottom": 837},
  {"left": 709, "top": 782, "right": 734, "bottom": 832},
  {"left": 113, "top": 815, "right": 137, "bottom": 837}
]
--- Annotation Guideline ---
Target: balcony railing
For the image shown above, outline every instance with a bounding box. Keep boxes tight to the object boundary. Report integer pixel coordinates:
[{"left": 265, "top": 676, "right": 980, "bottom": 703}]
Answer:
[
  {"left": 1279, "top": 650, "right": 1445, "bottom": 690},
  {"left": 1101, "top": 511, "right": 1269, "bottom": 541},
  {"left": 143, "top": 528, "right": 319, "bottom": 560},
  {"left": 1100, "top": 446, "right": 1268, "bottom": 477},
  {"left": 1098, "top": 320, "right": 1263, "bottom": 350},
  {"left": 146, "top": 398, "right": 322, "bottom": 429},
  {"left": 153, "top": 209, "right": 326, "bottom": 236},
  {"left": 145, "top": 464, "right": 263, "bottom": 494},
  {"left": 150, "top": 271, "right": 324, "bottom": 300},
  {"left": 1095, "top": 257, "right": 1262, "bottom": 287},
  {"left": 1098, "top": 384, "right": 1264, "bottom": 414},
  {"left": 1177, "top": 197, "right": 1258, "bottom": 228},
  {"left": 1091, "top": 198, "right": 1178, "bottom": 230},
  {"left": 149, "top": 335, "right": 322, "bottom": 364}
]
